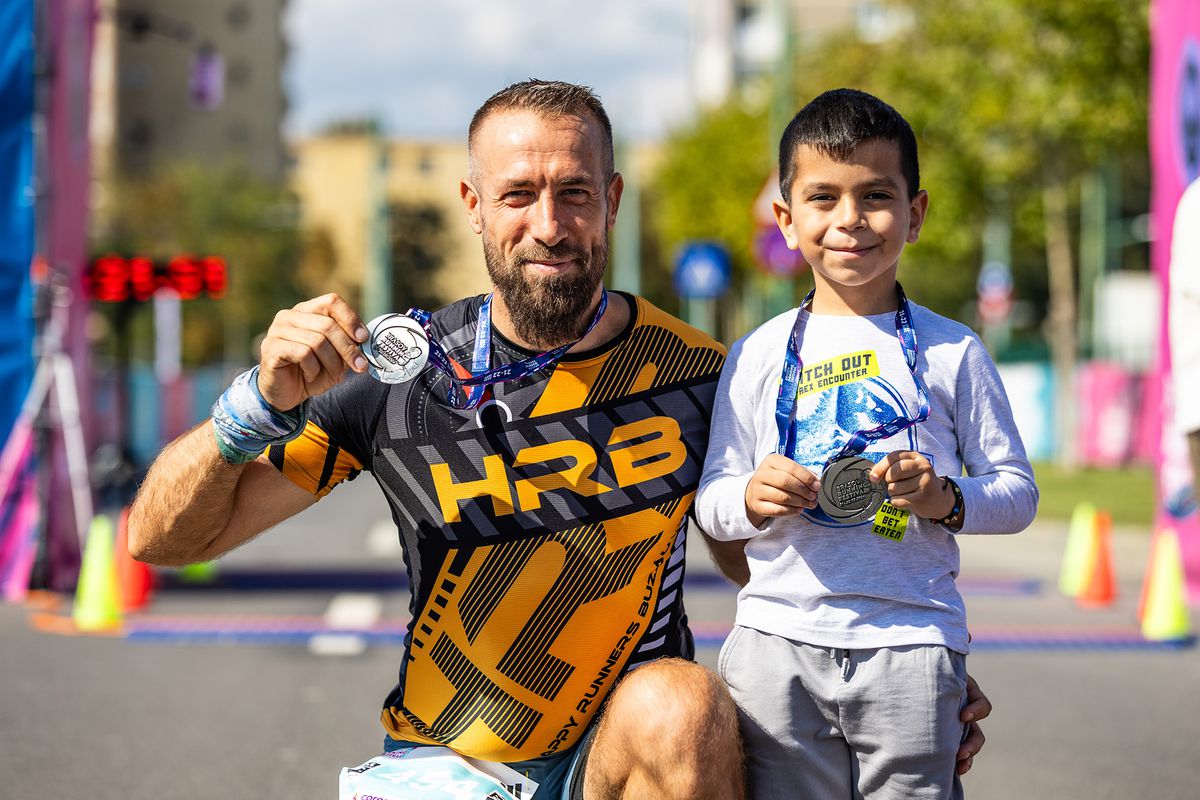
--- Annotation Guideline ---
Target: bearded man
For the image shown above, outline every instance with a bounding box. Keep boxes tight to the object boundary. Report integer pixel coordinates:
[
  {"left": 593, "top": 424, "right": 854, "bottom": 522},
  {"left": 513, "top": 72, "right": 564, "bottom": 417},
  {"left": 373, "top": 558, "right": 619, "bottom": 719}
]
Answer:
[{"left": 128, "top": 80, "right": 989, "bottom": 799}]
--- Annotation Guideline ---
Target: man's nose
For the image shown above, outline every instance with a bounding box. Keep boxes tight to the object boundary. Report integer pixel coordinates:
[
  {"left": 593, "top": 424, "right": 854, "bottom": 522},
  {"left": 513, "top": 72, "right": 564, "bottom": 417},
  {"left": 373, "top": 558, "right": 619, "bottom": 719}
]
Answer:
[{"left": 530, "top": 196, "right": 568, "bottom": 247}]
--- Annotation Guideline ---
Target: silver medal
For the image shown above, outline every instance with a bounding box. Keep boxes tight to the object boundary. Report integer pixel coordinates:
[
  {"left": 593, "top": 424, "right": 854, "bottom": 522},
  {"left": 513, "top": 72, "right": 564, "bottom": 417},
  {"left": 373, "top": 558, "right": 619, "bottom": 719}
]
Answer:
[
  {"left": 817, "top": 456, "right": 885, "bottom": 525},
  {"left": 362, "top": 314, "right": 429, "bottom": 384}
]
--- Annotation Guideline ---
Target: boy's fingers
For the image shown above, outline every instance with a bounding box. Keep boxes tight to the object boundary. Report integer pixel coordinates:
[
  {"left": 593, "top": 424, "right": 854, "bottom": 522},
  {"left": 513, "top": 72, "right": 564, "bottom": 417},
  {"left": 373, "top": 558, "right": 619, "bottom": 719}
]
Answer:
[{"left": 869, "top": 451, "right": 905, "bottom": 482}]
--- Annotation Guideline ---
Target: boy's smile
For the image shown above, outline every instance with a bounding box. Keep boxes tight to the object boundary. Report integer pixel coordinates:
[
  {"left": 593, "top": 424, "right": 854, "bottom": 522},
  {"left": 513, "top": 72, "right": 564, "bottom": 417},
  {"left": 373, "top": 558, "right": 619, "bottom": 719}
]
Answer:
[{"left": 774, "top": 139, "right": 928, "bottom": 314}]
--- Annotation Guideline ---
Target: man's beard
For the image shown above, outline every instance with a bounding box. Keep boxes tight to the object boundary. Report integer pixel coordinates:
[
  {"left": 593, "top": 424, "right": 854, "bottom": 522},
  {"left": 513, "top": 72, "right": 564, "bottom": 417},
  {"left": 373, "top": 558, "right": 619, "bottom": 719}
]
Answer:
[{"left": 483, "top": 231, "right": 608, "bottom": 350}]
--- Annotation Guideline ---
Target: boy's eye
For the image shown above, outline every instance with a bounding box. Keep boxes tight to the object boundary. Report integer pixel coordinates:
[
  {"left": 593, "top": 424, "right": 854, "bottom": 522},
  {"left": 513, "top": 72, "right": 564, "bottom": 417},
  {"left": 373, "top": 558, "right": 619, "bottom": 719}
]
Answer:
[
  {"left": 865, "top": 191, "right": 893, "bottom": 201},
  {"left": 808, "top": 194, "right": 836, "bottom": 203}
]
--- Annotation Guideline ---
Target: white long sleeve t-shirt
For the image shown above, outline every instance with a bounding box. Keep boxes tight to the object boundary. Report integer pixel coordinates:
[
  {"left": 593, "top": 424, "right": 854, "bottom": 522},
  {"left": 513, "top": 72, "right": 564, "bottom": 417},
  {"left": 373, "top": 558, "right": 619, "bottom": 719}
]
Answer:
[{"left": 695, "top": 302, "right": 1038, "bottom": 653}]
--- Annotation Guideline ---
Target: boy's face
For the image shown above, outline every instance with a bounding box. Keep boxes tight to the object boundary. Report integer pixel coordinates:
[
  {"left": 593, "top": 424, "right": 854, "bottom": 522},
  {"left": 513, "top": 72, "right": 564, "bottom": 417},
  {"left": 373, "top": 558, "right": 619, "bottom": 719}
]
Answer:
[{"left": 774, "top": 139, "right": 928, "bottom": 305}]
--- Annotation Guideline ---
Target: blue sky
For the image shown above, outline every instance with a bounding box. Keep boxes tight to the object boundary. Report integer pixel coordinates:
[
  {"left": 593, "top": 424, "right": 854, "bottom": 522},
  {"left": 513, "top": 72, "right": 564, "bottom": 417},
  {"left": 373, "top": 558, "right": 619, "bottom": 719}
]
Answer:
[{"left": 284, "top": 0, "right": 695, "bottom": 141}]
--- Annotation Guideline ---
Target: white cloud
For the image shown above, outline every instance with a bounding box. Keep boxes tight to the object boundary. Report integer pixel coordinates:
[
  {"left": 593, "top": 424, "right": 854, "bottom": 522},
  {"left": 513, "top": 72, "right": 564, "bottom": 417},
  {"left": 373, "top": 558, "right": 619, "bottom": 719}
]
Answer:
[{"left": 284, "top": 0, "right": 693, "bottom": 140}]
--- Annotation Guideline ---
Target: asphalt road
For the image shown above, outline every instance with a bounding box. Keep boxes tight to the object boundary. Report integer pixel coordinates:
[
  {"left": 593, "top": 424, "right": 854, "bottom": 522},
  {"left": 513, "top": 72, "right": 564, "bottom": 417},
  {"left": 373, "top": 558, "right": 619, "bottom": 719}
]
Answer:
[{"left": 2, "top": 477, "right": 1197, "bottom": 799}]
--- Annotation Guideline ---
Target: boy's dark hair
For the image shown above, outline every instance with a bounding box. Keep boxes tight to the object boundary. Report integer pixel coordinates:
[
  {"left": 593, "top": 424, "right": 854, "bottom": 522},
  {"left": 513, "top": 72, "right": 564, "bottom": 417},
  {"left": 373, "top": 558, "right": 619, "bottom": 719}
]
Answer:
[
  {"left": 778, "top": 88, "right": 920, "bottom": 201},
  {"left": 468, "top": 79, "right": 614, "bottom": 180}
]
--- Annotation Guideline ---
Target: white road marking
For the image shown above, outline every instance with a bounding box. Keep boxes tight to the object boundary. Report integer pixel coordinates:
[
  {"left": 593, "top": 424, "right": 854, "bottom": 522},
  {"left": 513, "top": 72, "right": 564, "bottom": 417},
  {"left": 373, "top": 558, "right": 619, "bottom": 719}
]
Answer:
[{"left": 308, "top": 592, "right": 382, "bottom": 657}]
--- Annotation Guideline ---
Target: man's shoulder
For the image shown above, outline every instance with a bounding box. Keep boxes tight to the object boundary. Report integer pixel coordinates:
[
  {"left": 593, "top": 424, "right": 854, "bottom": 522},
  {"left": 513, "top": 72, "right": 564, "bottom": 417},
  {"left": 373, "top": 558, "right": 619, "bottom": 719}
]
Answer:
[{"left": 630, "top": 294, "right": 728, "bottom": 358}]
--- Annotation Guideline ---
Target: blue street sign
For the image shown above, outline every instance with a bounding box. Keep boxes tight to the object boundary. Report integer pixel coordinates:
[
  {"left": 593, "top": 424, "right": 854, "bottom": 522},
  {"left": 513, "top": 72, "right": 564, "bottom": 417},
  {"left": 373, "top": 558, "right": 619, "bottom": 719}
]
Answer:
[{"left": 674, "top": 242, "right": 732, "bottom": 299}]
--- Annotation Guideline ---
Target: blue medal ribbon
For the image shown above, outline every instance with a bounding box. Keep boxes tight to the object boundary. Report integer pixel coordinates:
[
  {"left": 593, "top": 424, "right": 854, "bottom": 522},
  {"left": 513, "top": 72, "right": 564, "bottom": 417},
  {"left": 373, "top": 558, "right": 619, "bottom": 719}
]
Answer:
[
  {"left": 404, "top": 290, "right": 609, "bottom": 410},
  {"left": 774, "top": 284, "right": 930, "bottom": 465}
]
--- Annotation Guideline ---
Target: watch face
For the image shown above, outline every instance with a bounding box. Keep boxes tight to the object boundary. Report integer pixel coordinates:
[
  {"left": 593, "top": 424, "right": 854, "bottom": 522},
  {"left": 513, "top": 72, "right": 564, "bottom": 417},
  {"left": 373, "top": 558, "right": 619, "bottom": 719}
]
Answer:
[
  {"left": 817, "top": 456, "right": 886, "bottom": 525},
  {"left": 363, "top": 314, "right": 429, "bottom": 384}
]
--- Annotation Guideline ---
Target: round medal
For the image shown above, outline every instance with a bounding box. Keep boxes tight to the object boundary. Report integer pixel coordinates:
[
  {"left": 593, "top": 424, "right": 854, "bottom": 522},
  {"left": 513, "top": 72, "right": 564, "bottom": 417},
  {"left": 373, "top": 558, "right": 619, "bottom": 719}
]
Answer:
[
  {"left": 817, "top": 456, "right": 885, "bottom": 525},
  {"left": 362, "top": 314, "right": 429, "bottom": 384}
]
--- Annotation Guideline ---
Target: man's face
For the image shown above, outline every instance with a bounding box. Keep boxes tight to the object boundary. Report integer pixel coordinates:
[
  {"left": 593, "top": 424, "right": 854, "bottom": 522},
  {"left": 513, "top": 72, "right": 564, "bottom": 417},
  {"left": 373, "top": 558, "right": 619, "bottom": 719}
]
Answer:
[
  {"left": 462, "top": 110, "right": 621, "bottom": 349},
  {"left": 774, "top": 139, "right": 927, "bottom": 299}
]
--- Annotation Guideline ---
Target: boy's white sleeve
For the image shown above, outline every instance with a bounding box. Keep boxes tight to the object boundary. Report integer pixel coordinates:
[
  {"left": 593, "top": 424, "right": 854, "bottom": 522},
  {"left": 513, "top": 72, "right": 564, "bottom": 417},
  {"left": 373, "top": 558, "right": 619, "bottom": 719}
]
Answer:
[
  {"left": 952, "top": 338, "right": 1039, "bottom": 534},
  {"left": 695, "top": 337, "right": 768, "bottom": 541}
]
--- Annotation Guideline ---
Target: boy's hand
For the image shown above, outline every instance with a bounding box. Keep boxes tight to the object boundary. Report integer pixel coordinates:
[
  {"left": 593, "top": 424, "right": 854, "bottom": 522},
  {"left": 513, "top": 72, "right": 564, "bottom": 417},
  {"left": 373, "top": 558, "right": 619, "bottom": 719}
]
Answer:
[
  {"left": 744, "top": 454, "right": 821, "bottom": 528},
  {"left": 868, "top": 450, "right": 956, "bottom": 520}
]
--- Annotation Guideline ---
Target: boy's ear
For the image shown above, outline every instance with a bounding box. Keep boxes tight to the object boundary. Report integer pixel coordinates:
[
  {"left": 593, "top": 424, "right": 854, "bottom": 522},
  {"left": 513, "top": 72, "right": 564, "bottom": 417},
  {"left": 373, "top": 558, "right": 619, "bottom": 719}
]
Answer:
[
  {"left": 773, "top": 199, "right": 800, "bottom": 250},
  {"left": 906, "top": 189, "right": 929, "bottom": 244}
]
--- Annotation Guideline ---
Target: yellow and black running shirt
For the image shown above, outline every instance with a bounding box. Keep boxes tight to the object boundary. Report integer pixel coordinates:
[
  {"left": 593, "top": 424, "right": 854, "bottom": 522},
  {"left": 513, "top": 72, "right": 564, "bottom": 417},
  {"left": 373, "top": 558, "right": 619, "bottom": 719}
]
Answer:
[{"left": 269, "top": 293, "right": 725, "bottom": 762}]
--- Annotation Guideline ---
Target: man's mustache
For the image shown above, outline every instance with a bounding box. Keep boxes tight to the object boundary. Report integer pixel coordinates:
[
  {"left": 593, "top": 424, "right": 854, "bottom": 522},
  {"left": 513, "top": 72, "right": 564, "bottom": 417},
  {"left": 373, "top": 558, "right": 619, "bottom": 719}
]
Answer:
[{"left": 511, "top": 243, "right": 588, "bottom": 266}]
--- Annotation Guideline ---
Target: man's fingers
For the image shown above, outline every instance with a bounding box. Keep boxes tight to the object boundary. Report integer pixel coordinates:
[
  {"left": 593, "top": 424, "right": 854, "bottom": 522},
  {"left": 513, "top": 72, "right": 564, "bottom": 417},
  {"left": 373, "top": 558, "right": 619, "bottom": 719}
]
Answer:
[
  {"left": 273, "top": 308, "right": 369, "bottom": 373},
  {"left": 962, "top": 675, "right": 992, "bottom": 722},
  {"left": 293, "top": 293, "right": 370, "bottom": 345},
  {"left": 956, "top": 721, "right": 984, "bottom": 774}
]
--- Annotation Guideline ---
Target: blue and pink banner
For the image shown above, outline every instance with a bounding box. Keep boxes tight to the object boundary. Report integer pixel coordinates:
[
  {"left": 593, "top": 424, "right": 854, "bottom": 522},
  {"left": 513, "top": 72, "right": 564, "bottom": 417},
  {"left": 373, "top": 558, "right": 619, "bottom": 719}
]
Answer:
[
  {"left": 0, "top": 1, "right": 35, "bottom": 440},
  {"left": 1151, "top": 0, "right": 1200, "bottom": 600},
  {"left": 0, "top": 1, "right": 37, "bottom": 599}
]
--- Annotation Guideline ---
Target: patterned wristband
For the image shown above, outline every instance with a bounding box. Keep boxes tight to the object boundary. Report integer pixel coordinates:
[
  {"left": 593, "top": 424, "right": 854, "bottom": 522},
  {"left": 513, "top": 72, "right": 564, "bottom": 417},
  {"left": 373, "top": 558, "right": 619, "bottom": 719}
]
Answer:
[{"left": 211, "top": 367, "right": 309, "bottom": 464}]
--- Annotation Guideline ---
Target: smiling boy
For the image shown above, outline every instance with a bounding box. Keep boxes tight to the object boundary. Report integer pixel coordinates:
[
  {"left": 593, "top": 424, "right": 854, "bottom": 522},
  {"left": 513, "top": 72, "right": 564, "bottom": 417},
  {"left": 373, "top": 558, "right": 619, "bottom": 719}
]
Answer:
[{"left": 694, "top": 89, "right": 1038, "bottom": 799}]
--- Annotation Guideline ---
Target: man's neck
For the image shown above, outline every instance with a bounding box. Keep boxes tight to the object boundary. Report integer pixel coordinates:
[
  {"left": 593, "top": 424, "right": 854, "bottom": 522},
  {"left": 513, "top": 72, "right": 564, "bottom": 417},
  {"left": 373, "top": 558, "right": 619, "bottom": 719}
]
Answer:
[{"left": 489, "top": 289, "right": 630, "bottom": 353}]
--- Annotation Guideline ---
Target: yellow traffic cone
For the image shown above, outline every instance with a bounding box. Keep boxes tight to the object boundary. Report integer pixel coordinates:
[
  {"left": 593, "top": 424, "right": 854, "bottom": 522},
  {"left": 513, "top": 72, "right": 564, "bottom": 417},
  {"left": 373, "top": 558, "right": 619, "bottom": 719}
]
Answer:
[
  {"left": 1141, "top": 528, "right": 1193, "bottom": 642},
  {"left": 72, "top": 514, "right": 122, "bottom": 632},
  {"left": 1059, "top": 502, "right": 1097, "bottom": 597}
]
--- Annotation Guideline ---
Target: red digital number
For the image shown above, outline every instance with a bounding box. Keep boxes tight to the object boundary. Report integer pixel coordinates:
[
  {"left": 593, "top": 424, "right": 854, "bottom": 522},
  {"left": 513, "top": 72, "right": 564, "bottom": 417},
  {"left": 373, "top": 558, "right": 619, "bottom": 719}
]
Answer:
[
  {"left": 89, "top": 255, "right": 129, "bottom": 302},
  {"left": 202, "top": 256, "right": 227, "bottom": 299},
  {"left": 168, "top": 256, "right": 203, "bottom": 300}
]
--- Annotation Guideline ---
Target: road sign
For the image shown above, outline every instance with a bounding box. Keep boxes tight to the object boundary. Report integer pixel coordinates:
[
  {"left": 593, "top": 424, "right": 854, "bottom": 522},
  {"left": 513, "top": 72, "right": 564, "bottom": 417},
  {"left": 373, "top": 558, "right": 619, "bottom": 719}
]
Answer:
[{"left": 674, "top": 242, "right": 732, "bottom": 299}]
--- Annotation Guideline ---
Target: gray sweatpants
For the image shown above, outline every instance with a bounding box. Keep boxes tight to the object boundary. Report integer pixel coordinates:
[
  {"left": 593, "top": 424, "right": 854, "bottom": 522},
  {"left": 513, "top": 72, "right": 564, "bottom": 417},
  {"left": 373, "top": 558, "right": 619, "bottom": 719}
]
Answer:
[{"left": 719, "top": 625, "right": 968, "bottom": 800}]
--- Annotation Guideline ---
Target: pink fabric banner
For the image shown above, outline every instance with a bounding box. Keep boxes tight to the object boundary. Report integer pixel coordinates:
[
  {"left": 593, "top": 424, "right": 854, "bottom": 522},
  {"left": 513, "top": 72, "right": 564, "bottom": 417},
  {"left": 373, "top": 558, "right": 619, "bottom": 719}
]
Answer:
[{"left": 1150, "top": 0, "right": 1200, "bottom": 601}]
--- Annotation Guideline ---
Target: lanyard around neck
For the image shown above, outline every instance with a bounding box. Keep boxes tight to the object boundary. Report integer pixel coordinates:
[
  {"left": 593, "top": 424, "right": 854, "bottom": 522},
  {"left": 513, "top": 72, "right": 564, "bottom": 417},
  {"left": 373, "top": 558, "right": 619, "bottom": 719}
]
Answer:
[
  {"left": 405, "top": 290, "right": 609, "bottom": 410},
  {"left": 773, "top": 284, "right": 930, "bottom": 463}
]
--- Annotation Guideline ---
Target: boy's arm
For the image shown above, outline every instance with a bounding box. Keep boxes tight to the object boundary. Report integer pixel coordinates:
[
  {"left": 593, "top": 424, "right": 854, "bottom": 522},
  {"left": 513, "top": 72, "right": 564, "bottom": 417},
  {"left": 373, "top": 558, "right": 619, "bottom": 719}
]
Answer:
[
  {"left": 951, "top": 338, "right": 1039, "bottom": 533},
  {"left": 694, "top": 339, "right": 771, "bottom": 541}
]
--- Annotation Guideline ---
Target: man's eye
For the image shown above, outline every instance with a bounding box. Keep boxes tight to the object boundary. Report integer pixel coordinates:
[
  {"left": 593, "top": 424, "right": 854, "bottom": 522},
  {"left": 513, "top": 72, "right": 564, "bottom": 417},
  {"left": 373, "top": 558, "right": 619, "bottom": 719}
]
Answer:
[
  {"left": 865, "top": 191, "right": 893, "bottom": 201},
  {"left": 504, "top": 191, "right": 533, "bottom": 203}
]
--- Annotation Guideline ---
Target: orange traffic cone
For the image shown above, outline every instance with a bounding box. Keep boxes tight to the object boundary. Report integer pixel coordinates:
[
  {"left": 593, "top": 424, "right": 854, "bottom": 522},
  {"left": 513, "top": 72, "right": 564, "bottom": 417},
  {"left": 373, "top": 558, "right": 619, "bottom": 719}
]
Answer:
[
  {"left": 1077, "top": 509, "right": 1116, "bottom": 608},
  {"left": 114, "top": 507, "right": 154, "bottom": 612}
]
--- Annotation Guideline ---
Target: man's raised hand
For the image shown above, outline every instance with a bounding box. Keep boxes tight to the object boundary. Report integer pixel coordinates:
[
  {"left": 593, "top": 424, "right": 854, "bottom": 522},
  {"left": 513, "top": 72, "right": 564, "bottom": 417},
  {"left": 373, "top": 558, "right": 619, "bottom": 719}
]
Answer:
[{"left": 257, "top": 294, "right": 370, "bottom": 411}]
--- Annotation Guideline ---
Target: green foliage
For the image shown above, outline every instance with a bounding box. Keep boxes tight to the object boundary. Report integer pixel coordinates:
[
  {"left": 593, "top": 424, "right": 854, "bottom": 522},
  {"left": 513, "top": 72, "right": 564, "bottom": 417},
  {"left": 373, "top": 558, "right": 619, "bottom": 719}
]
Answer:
[
  {"left": 1032, "top": 461, "right": 1155, "bottom": 526},
  {"left": 650, "top": 0, "right": 1149, "bottom": 337},
  {"left": 389, "top": 201, "right": 448, "bottom": 312},
  {"left": 93, "top": 161, "right": 305, "bottom": 365},
  {"left": 652, "top": 103, "right": 772, "bottom": 281}
]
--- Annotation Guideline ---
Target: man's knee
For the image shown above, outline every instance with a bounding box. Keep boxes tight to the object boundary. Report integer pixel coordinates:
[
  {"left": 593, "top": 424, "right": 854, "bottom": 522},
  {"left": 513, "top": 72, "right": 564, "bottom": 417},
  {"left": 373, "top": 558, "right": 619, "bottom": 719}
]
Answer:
[{"left": 605, "top": 658, "right": 741, "bottom": 755}]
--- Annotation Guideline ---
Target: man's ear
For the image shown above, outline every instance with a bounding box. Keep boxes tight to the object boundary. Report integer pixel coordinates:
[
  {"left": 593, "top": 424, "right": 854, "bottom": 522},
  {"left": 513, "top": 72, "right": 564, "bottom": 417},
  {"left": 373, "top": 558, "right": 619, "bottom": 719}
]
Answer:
[
  {"left": 606, "top": 172, "right": 625, "bottom": 230},
  {"left": 460, "top": 179, "right": 483, "bottom": 234},
  {"left": 773, "top": 199, "right": 799, "bottom": 249}
]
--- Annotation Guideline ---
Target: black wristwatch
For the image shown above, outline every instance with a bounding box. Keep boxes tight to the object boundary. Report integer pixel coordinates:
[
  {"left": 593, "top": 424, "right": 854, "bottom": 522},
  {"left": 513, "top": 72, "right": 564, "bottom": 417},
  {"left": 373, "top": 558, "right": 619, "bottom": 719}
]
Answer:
[{"left": 933, "top": 477, "right": 964, "bottom": 528}]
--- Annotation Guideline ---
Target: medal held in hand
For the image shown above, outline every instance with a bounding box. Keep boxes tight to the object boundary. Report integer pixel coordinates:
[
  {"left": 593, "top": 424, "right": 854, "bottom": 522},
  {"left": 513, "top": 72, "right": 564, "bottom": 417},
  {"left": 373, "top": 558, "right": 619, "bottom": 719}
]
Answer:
[
  {"left": 817, "top": 456, "right": 886, "bottom": 524},
  {"left": 362, "top": 314, "right": 430, "bottom": 384}
]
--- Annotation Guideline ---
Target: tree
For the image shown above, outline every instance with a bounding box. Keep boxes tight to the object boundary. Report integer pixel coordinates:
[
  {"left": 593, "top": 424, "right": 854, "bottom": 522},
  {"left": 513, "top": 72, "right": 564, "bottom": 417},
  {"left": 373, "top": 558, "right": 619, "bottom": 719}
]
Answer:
[
  {"left": 93, "top": 161, "right": 309, "bottom": 366},
  {"left": 388, "top": 201, "right": 449, "bottom": 313}
]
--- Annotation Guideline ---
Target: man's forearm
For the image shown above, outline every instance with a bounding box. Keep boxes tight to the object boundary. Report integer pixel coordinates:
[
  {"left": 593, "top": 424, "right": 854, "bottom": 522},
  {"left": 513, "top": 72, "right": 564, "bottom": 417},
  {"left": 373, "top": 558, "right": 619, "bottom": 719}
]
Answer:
[
  {"left": 701, "top": 533, "right": 750, "bottom": 587},
  {"left": 127, "top": 421, "right": 243, "bottom": 566}
]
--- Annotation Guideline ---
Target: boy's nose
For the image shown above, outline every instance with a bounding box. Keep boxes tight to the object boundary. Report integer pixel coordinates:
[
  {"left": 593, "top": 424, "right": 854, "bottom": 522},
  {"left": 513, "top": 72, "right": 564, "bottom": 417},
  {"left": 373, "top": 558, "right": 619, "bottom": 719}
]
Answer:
[{"left": 835, "top": 198, "right": 867, "bottom": 230}]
